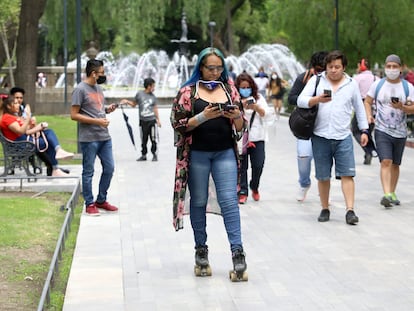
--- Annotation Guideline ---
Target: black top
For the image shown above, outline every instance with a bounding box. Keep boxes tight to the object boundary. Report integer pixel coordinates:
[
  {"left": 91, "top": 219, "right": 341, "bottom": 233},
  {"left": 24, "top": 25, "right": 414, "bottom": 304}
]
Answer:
[
  {"left": 190, "top": 98, "right": 234, "bottom": 151},
  {"left": 288, "top": 71, "right": 311, "bottom": 106}
]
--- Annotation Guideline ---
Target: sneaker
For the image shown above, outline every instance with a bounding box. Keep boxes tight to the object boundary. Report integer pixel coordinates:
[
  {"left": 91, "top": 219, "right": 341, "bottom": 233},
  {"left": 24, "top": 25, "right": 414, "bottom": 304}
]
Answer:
[
  {"left": 95, "top": 201, "right": 118, "bottom": 212},
  {"left": 152, "top": 154, "right": 158, "bottom": 162},
  {"left": 51, "top": 168, "right": 70, "bottom": 177},
  {"left": 136, "top": 155, "right": 147, "bottom": 161},
  {"left": 345, "top": 210, "right": 359, "bottom": 225},
  {"left": 238, "top": 194, "right": 247, "bottom": 204},
  {"left": 85, "top": 203, "right": 100, "bottom": 216},
  {"left": 317, "top": 209, "right": 330, "bottom": 222},
  {"left": 296, "top": 185, "right": 310, "bottom": 202},
  {"left": 55, "top": 148, "right": 74, "bottom": 160},
  {"left": 363, "top": 153, "right": 372, "bottom": 165},
  {"left": 252, "top": 190, "right": 260, "bottom": 201},
  {"left": 390, "top": 193, "right": 400, "bottom": 205},
  {"left": 380, "top": 196, "right": 393, "bottom": 208}
]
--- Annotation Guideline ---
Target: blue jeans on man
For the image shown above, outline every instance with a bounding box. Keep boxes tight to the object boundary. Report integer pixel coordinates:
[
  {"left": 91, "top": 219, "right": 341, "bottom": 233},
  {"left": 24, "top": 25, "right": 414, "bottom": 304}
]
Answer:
[
  {"left": 80, "top": 139, "right": 114, "bottom": 206},
  {"left": 188, "top": 148, "right": 243, "bottom": 252}
]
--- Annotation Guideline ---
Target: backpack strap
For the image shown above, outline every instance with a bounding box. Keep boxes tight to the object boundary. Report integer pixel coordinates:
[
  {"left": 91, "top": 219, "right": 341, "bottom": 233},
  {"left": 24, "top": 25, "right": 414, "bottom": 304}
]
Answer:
[
  {"left": 313, "top": 74, "right": 321, "bottom": 96},
  {"left": 374, "top": 77, "right": 409, "bottom": 102}
]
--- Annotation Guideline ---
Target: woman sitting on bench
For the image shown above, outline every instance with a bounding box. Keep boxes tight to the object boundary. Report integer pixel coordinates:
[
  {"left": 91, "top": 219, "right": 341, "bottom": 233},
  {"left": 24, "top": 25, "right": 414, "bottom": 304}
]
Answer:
[{"left": 0, "top": 97, "right": 73, "bottom": 177}]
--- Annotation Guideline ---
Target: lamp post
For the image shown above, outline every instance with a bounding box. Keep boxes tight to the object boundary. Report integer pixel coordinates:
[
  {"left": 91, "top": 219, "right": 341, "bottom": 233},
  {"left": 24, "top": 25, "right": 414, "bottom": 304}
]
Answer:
[
  {"left": 334, "top": 0, "right": 339, "bottom": 49},
  {"left": 76, "top": 0, "right": 81, "bottom": 153},
  {"left": 208, "top": 21, "right": 216, "bottom": 47}
]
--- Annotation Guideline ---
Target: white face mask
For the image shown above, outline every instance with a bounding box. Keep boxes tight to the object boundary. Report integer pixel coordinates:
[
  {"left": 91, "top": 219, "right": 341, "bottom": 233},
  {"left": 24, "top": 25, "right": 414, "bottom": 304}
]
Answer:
[{"left": 385, "top": 68, "right": 400, "bottom": 80}]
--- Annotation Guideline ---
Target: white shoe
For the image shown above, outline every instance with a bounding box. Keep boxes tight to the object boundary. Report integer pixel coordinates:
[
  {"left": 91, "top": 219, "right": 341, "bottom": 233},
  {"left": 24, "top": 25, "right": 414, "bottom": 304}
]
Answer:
[
  {"left": 52, "top": 168, "right": 70, "bottom": 177},
  {"left": 296, "top": 186, "right": 310, "bottom": 202},
  {"left": 55, "top": 149, "right": 74, "bottom": 160}
]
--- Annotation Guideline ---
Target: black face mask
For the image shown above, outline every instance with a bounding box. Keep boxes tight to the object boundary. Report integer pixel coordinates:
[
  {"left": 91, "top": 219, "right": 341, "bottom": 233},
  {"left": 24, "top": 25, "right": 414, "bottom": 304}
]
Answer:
[{"left": 97, "top": 75, "right": 107, "bottom": 84}]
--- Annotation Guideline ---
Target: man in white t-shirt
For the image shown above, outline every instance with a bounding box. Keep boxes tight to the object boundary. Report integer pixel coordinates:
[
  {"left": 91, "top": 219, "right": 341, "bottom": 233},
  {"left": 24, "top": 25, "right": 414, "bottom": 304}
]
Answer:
[{"left": 364, "top": 54, "right": 414, "bottom": 208}]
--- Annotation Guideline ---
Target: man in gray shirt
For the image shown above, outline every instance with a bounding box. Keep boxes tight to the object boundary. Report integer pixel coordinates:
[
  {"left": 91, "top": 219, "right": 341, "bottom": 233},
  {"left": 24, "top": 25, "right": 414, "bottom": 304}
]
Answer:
[
  {"left": 123, "top": 77, "right": 161, "bottom": 161},
  {"left": 71, "top": 59, "right": 119, "bottom": 216}
]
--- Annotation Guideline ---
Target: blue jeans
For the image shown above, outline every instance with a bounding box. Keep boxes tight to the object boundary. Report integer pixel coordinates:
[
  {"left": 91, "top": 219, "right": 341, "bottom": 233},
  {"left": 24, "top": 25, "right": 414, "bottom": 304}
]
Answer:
[
  {"left": 17, "top": 129, "right": 61, "bottom": 166},
  {"left": 297, "top": 138, "right": 313, "bottom": 188},
  {"left": 188, "top": 148, "right": 243, "bottom": 252},
  {"left": 80, "top": 139, "right": 114, "bottom": 206},
  {"left": 239, "top": 141, "right": 265, "bottom": 195}
]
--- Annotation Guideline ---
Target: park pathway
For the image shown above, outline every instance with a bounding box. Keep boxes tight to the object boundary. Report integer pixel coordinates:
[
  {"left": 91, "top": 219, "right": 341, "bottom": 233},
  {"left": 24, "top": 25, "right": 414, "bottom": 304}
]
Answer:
[{"left": 63, "top": 107, "right": 414, "bottom": 311}]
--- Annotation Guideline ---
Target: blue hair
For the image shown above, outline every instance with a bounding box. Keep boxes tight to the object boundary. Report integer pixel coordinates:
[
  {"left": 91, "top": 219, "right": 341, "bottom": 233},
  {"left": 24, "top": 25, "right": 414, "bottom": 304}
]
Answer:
[{"left": 182, "top": 47, "right": 229, "bottom": 88}]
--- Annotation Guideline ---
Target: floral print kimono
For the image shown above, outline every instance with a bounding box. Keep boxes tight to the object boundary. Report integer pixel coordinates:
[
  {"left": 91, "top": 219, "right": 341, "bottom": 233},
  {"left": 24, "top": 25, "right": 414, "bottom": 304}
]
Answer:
[{"left": 170, "top": 80, "right": 246, "bottom": 231}]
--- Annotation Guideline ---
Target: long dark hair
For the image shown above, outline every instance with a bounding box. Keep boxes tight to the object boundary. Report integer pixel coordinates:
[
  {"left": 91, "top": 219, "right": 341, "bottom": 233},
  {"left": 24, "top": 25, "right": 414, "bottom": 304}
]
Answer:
[
  {"left": 235, "top": 72, "right": 259, "bottom": 100},
  {"left": 2, "top": 97, "right": 15, "bottom": 115},
  {"left": 182, "top": 47, "right": 229, "bottom": 87},
  {"left": 269, "top": 73, "right": 282, "bottom": 88}
]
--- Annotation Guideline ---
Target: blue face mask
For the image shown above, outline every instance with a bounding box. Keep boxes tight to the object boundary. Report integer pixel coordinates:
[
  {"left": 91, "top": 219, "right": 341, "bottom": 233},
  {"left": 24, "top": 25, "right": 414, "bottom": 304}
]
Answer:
[
  {"left": 200, "top": 80, "right": 220, "bottom": 90},
  {"left": 239, "top": 88, "right": 252, "bottom": 98}
]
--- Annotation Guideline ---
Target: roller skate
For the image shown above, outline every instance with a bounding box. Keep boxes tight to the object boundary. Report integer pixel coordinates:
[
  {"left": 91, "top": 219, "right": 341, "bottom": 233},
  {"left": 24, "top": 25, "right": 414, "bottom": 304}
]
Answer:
[
  {"left": 229, "top": 248, "right": 248, "bottom": 282},
  {"left": 194, "top": 245, "right": 212, "bottom": 277}
]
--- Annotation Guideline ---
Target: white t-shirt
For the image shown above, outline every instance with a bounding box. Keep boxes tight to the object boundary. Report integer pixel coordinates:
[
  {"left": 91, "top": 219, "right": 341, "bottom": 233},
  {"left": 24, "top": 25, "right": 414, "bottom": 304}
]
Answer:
[
  {"left": 367, "top": 79, "right": 414, "bottom": 138},
  {"left": 243, "top": 94, "right": 269, "bottom": 142},
  {"left": 254, "top": 76, "right": 269, "bottom": 92}
]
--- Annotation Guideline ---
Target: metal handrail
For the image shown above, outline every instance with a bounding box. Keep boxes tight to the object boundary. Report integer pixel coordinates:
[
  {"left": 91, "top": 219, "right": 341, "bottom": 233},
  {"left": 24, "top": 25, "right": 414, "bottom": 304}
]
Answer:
[{"left": 37, "top": 178, "right": 81, "bottom": 311}]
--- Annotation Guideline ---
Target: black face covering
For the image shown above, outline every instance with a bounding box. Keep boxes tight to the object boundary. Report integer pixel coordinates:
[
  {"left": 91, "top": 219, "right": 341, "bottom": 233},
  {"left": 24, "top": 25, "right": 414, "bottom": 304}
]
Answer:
[{"left": 97, "top": 75, "right": 107, "bottom": 84}]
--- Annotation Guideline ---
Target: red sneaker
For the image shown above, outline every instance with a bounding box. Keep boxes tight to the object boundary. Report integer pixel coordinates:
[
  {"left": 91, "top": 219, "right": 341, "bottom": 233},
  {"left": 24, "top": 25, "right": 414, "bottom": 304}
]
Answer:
[
  {"left": 252, "top": 190, "right": 260, "bottom": 201},
  {"left": 95, "top": 201, "right": 118, "bottom": 212},
  {"left": 85, "top": 203, "right": 100, "bottom": 216},
  {"left": 238, "top": 194, "right": 247, "bottom": 204}
]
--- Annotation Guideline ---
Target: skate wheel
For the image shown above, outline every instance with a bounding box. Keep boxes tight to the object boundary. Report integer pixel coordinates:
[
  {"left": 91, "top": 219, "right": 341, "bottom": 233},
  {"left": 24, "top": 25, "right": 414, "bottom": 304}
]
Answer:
[
  {"left": 194, "top": 265, "right": 212, "bottom": 277},
  {"left": 229, "top": 270, "right": 248, "bottom": 282}
]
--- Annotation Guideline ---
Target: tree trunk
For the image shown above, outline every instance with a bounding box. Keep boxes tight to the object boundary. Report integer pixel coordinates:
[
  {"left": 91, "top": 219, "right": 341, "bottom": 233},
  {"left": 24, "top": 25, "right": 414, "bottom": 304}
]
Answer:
[{"left": 15, "top": 0, "right": 47, "bottom": 113}]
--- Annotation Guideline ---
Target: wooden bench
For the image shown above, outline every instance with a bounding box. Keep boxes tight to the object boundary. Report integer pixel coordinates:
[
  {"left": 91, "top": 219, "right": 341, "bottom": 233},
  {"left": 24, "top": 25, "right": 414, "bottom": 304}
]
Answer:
[{"left": 0, "top": 131, "right": 42, "bottom": 178}]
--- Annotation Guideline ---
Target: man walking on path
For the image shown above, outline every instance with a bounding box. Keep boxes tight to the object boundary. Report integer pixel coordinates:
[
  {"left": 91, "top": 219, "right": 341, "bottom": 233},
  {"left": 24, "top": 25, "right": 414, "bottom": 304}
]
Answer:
[
  {"left": 364, "top": 54, "right": 414, "bottom": 208},
  {"left": 298, "top": 50, "right": 369, "bottom": 225}
]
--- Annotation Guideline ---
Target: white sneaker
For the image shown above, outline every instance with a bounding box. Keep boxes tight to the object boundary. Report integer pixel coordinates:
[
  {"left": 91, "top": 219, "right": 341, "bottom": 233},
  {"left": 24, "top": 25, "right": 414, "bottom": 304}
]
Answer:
[
  {"left": 52, "top": 168, "right": 70, "bottom": 177},
  {"left": 55, "top": 149, "right": 74, "bottom": 160},
  {"left": 296, "top": 186, "right": 310, "bottom": 202}
]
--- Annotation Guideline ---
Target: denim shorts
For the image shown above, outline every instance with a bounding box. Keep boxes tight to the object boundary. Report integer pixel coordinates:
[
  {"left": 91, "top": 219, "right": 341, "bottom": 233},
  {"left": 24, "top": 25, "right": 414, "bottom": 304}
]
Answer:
[
  {"left": 312, "top": 134, "right": 355, "bottom": 180},
  {"left": 374, "top": 130, "right": 406, "bottom": 165}
]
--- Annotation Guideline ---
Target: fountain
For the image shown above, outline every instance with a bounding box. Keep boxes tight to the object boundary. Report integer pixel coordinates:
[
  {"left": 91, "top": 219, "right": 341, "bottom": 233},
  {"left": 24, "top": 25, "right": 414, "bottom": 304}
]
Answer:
[
  {"left": 55, "top": 43, "right": 304, "bottom": 98},
  {"left": 52, "top": 10, "right": 304, "bottom": 103}
]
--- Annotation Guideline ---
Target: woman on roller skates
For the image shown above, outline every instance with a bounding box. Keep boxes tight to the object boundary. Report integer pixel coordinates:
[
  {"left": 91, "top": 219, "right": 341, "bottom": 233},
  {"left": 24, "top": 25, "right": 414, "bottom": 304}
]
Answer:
[{"left": 170, "top": 47, "right": 248, "bottom": 281}]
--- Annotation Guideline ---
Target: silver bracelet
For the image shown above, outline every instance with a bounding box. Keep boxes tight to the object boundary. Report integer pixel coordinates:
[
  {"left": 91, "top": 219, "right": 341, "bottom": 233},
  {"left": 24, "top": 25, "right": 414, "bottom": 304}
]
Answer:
[{"left": 195, "top": 112, "right": 208, "bottom": 124}]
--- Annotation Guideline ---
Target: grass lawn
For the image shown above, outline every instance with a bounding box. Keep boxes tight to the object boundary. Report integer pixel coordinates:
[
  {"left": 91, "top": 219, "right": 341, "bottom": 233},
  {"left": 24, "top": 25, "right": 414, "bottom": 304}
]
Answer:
[
  {"left": 0, "top": 114, "right": 82, "bottom": 310},
  {"left": 0, "top": 192, "right": 82, "bottom": 311}
]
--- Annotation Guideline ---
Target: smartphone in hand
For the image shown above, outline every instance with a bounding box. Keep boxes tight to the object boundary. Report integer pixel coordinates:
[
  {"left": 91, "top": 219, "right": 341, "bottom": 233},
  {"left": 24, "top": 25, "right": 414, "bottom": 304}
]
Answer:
[
  {"left": 224, "top": 104, "right": 238, "bottom": 111},
  {"left": 324, "top": 89, "right": 332, "bottom": 97},
  {"left": 391, "top": 97, "right": 399, "bottom": 103}
]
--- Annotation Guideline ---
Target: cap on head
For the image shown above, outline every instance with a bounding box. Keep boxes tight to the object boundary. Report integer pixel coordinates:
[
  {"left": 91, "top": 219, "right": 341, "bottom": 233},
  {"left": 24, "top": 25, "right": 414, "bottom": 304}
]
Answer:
[
  {"left": 385, "top": 54, "right": 401, "bottom": 66},
  {"left": 359, "top": 59, "right": 367, "bottom": 71}
]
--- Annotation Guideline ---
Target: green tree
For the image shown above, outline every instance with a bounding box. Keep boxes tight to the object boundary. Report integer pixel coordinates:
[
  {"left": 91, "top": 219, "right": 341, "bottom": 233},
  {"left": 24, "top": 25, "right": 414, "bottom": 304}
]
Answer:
[
  {"left": 41, "top": 0, "right": 270, "bottom": 62},
  {"left": 265, "top": 0, "right": 414, "bottom": 69},
  {"left": 15, "top": 0, "right": 47, "bottom": 111},
  {"left": 0, "top": 0, "right": 20, "bottom": 87}
]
